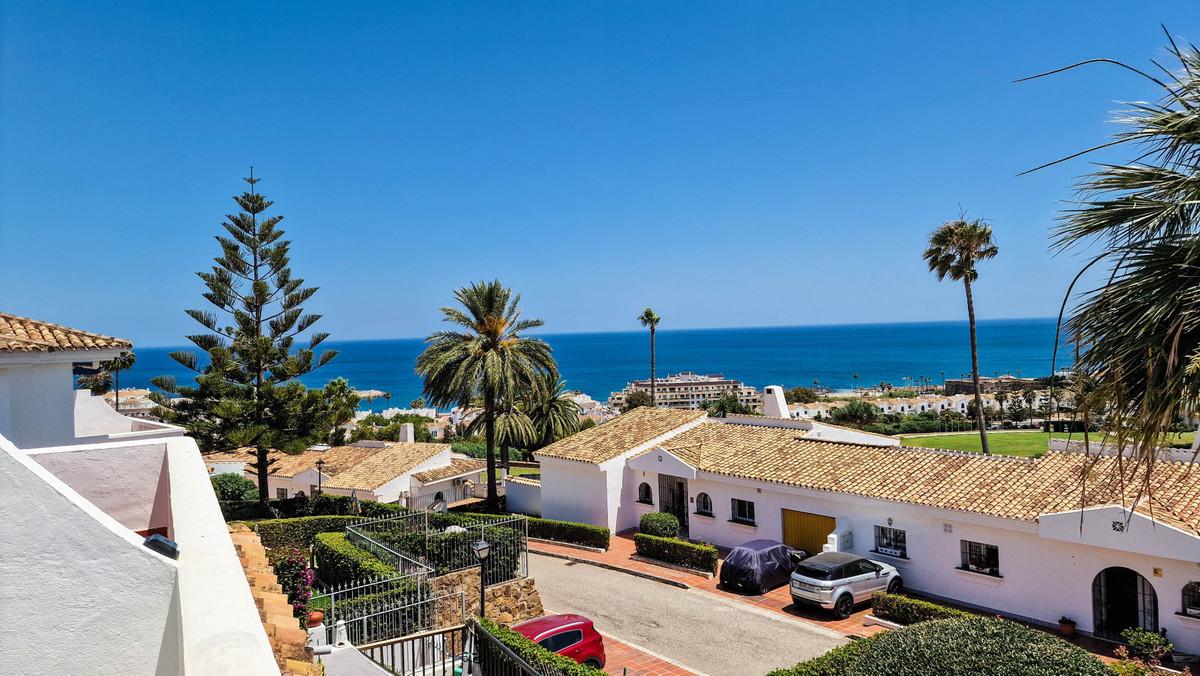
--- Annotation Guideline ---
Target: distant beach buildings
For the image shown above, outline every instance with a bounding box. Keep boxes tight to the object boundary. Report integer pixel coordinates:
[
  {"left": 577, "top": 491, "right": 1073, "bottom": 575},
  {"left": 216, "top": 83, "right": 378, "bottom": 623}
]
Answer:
[
  {"left": 943, "top": 373, "right": 1038, "bottom": 395},
  {"left": 607, "top": 371, "right": 762, "bottom": 412}
]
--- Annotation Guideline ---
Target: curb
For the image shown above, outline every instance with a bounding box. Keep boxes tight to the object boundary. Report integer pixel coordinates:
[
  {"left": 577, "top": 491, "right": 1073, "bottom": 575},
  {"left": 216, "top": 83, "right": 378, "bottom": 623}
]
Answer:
[
  {"left": 528, "top": 537, "right": 607, "bottom": 554},
  {"left": 630, "top": 554, "right": 715, "bottom": 579},
  {"left": 530, "top": 549, "right": 692, "bottom": 589}
]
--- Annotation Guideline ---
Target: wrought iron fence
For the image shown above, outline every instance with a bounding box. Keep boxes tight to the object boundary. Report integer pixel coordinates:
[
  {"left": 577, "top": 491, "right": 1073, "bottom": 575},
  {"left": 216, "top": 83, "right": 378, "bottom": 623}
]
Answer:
[
  {"left": 358, "top": 624, "right": 470, "bottom": 675},
  {"left": 472, "top": 619, "right": 570, "bottom": 676},
  {"left": 323, "top": 590, "right": 466, "bottom": 646},
  {"left": 406, "top": 483, "right": 474, "bottom": 511},
  {"left": 310, "top": 573, "right": 427, "bottom": 623}
]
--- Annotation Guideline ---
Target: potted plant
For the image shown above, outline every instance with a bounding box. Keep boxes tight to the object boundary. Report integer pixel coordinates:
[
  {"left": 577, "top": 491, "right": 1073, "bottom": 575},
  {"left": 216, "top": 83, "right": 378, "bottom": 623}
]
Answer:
[
  {"left": 1058, "top": 616, "right": 1077, "bottom": 638},
  {"left": 307, "top": 609, "right": 325, "bottom": 628}
]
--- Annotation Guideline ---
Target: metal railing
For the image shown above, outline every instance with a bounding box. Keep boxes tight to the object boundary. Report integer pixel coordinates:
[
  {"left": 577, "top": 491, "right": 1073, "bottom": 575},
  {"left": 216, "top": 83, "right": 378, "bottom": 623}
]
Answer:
[
  {"left": 472, "top": 619, "right": 570, "bottom": 676},
  {"left": 358, "top": 624, "right": 470, "bottom": 676},
  {"left": 311, "top": 573, "right": 427, "bottom": 622},
  {"left": 324, "top": 590, "right": 465, "bottom": 646}
]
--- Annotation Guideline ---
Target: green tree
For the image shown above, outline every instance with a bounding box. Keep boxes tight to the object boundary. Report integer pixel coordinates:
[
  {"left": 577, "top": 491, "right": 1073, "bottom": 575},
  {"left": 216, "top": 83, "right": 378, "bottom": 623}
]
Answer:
[
  {"left": 621, "top": 390, "right": 652, "bottom": 413},
  {"left": 151, "top": 172, "right": 337, "bottom": 507},
  {"left": 416, "top": 281, "right": 556, "bottom": 509},
  {"left": 637, "top": 308, "right": 661, "bottom": 407},
  {"left": 924, "top": 217, "right": 999, "bottom": 454},
  {"left": 523, "top": 374, "right": 582, "bottom": 448},
  {"left": 784, "top": 386, "right": 818, "bottom": 404},
  {"left": 410, "top": 397, "right": 425, "bottom": 409},
  {"left": 210, "top": 472, "right": 259, "bottom": 502},
  {"left": 703, "top": 393, "right": 753, "bottom": 418},
  {"left": 105, "top": 351, "right": 137, "bottom": 412},
  {"left": 829, "top": 399, "right": 879, "bottom": 426},
  {"left": 77, "top": 370, "right": 114, "bottom": 395},
  {"left": 995, "top": 391, "right": 1009, "bottom": 422}
]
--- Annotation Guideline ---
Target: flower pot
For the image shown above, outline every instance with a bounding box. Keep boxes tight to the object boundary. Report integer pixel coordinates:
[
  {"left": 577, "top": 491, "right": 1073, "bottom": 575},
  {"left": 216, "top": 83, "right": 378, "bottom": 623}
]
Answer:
[
  {"left": 1059, "top": 620, "right": 1077, "bottom": 638},
  {"left": 307, "top": 610, "right": 325, "bottom": 628}
]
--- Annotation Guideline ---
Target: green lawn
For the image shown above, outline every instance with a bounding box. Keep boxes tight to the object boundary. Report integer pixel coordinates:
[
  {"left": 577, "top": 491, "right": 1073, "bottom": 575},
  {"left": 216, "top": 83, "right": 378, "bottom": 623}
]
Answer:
[
  {"left": 900, "top": 431, "right": 1195, "bottom": 458},
  {"left": 507, "top": 466, "right": 541, "bottom": 478}
]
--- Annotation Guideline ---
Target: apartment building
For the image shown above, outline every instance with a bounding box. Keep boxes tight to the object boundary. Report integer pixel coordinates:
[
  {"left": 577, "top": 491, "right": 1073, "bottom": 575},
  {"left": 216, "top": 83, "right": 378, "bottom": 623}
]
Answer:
[{"left": 607, "top": 372, "right": 762, "bottom": 412}]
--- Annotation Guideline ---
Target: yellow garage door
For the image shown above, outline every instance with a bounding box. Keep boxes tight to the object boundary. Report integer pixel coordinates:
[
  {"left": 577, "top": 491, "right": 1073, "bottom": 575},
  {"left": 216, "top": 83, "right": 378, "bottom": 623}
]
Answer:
[{"left": 781, "top": 509, "right": 836, "bottom": 556}]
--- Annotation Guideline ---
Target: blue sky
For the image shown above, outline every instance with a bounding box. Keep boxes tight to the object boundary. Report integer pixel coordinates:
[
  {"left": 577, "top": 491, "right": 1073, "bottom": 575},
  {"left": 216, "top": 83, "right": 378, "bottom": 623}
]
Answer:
[{"left": 1, "top": 2, "right": 1194, "bottom": 346}]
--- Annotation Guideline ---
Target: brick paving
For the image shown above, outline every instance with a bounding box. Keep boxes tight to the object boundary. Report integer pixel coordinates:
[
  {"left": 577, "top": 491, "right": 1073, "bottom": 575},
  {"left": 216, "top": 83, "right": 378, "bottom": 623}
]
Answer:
[{"left": 601, "top": 634, "right": 696, "bottom": 675}]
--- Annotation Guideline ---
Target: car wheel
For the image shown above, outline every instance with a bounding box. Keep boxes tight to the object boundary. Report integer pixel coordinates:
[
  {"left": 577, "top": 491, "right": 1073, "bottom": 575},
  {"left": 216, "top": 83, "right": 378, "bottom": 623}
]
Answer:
[
  {"left": 833, "top": 593, "right": 854, "bottom": 619},
  {"left": 584, "top": 659, "right": 603, "bottom": 668},
  {"left": 887, "top": 577, "right": 903, "bottom": 594}
]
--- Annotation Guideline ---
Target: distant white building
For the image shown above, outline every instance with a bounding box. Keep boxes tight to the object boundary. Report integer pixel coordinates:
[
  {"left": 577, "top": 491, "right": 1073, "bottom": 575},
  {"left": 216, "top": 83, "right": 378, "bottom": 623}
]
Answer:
[
  {"left": 608, "top": 372, "right": 763, "bottom": 412},
  {"left": 0, "top": 312, "right": 277, "bottom": 675}
]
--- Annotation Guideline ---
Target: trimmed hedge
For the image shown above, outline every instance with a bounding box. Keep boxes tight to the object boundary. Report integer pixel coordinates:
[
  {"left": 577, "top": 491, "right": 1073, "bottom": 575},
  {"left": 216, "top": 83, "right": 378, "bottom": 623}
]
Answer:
[
  {"left": 870, "top": 592, "right": 972, "bottom": 625},
  {"left": 378, "top": 524, "right": 523, "bottom": 585},
  {"left": 639, "top": 512, "right": 680, "bottom": 539},
  {"left": 480, "top": 618, "right": 604, "bottom": 676},
  {"left": 633, "top": 533, "right": 718, "bottom": 574},
  {"left": 243, "top": 515, "right": 361, "bottom": 552},
  {"left": 313, "top": 532, "right": 396, "bottom": 584},
  {"left": 526, "top": 517, "right": 611, "bottom": 549},
  {"left": 775, "top": 617, "right": 1112, "bottom": 676},
  {"left": 221, "top": 495, "right": 407, "bottom": 521}
]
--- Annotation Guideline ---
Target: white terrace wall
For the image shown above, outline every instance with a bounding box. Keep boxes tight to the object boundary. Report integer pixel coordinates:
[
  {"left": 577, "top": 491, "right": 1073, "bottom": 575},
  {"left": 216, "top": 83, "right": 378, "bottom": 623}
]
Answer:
[
  {"left": 0, "top": 362, "right": 76, "bottom": 448},
  {"left": 29, "top": 443, "right": 172, "bottom": 533},
  {"left": 504, "top": 476, "right": 541, "bottom": 517}
]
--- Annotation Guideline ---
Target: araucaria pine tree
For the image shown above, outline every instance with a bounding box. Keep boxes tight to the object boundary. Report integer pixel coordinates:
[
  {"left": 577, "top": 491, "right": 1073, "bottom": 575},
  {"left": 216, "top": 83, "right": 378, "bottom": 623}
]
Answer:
[{"left": 152, "top": 171, "right": 338, "bottom": 507}]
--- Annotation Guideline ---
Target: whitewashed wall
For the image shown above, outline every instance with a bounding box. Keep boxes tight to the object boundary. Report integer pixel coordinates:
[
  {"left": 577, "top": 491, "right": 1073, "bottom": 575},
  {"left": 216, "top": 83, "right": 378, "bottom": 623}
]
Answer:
[
  {"left": 0, "top": 363, "right": 76, "bottom": 447},
  {"left": 538, "top": 457, "right": 611, "bottom": 527},
  {"left": 504, "top": 477, "right": 541, "bottom": 517}
]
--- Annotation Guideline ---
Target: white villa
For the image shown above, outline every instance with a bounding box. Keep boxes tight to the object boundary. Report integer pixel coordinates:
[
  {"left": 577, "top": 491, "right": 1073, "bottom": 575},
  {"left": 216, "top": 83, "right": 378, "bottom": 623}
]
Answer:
[
  {"left": 533, "top": 393, "right": 1200, "bottom": 653},
  {"left": 0, "top": 313, "right": 279, "bottom": 675}
]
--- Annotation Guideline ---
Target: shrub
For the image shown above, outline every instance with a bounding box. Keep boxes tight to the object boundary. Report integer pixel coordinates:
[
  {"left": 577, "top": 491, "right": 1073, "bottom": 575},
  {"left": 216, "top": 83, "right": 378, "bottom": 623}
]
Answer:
[
  {"left": 269, "top": 546, "right": 315, "bottom": 620},
  {"left": 211, "top": 473, "right": 260, "bottom": 502},
  {"left": 246, "top": 515, "right": 361, "bottom": 551},
  {"left": 309, "top": 579, "right": 434, "bottom": 642},
  {"left": 526, "top": 517, "right": 610, "bottom": 549},
  {"left": 639, "top": 512, "right": 680, "bottom": 538},
  {"left": 633, "top": 533, "right": 718, "bottom": 574},
  {"left": 313, "top": 532, "right": 396, "bottom": 584},
  {"left": 479, "top": 618, "right": 604, "bottom": 675},
  {"left": 378, "top": 524, "right": 523, "bottom": 585},
  {"left": 766, "top": 636, "right": 880, "bottom": 676},
  {"left": 778, "top": 616, "right": 1111, "bottom": 676},
  {"left": 1120, "top": 628, "right": 1172, "bottom": 662},
  {"left": 870, "top": 592, "right": 971, "bottom": 625}
]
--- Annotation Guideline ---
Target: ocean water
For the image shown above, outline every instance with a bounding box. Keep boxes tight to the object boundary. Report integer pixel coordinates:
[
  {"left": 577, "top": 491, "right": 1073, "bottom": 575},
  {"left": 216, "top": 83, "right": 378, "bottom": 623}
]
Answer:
[{"left": 120, "top": 318, "right": 1067, "bottom": 408}]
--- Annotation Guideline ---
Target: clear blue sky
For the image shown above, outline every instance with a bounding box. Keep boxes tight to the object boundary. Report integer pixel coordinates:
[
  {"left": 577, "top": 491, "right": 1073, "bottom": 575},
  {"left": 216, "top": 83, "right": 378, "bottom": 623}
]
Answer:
[{"left": 1, "top": 2, "right": 1194, "bottom": 346}]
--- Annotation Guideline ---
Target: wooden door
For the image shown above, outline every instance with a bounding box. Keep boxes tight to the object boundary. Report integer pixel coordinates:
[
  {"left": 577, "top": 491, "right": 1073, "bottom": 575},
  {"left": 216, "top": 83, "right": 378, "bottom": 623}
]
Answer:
[{"left": 781, "top": 509, "right": 836, "bottom": 556}]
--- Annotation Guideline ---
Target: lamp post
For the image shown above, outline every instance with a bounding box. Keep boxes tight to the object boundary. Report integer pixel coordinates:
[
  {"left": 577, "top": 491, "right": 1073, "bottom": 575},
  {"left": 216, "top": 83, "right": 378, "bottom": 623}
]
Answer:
[
  {"left": 471, "top": 539, "right": 491, "bottom": 619},
  {"left": 315, "top": 458, "right": 325, "bottom": 494}
]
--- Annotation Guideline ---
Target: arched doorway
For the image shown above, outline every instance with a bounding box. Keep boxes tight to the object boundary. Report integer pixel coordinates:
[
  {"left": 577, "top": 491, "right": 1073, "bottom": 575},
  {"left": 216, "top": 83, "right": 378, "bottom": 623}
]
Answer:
[{"left": 1092, "top": 567, "right": 1158, "bottom": 640}]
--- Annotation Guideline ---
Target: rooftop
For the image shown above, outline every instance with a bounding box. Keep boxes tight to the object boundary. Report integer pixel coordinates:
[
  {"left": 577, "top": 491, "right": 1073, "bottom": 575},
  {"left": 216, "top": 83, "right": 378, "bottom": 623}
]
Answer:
[
  {"left": 325, "top": 442, "right": 448, "bottom": 489},
  {"left": 0, "top": 312, "right": 132, "bottom": 353},
  {"left": 535, "top": 406, "right": 707, "bottom": 463},
  {"left": 410, "top": 457, "right": 485, "bottom": 484}
]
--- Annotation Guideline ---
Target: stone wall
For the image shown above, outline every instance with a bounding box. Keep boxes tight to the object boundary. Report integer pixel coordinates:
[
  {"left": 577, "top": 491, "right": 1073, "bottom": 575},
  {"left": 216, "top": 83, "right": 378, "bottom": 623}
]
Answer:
[{"left": 429, "top": 568, "right": 544, "bottom": 626}]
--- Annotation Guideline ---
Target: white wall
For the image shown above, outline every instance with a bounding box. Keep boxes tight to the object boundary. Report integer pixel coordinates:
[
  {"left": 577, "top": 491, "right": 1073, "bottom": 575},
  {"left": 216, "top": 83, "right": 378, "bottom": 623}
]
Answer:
[
  {"left": 539, "top": 457, "right": 611, "bottom": 528},
  {"left": 29, "top": 443, "right": 171, "bottom": 533},
  {"left": 504, "top": 477, "right": 541, "bottom": 516},
  {"left": 0, "top": 363, "right": 76, "bottom": 447}
]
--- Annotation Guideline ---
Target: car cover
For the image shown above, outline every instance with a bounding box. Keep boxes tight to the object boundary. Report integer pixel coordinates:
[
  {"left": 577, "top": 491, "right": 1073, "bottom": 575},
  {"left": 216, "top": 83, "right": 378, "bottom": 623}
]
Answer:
[{"left": 719, "top": 539, "right": 803, "bottom": 592}]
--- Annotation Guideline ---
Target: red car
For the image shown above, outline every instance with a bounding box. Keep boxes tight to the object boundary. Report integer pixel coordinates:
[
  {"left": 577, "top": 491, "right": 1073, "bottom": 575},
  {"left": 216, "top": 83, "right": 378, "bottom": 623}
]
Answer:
[{"left": 512, "top": 613, "right": 606, "bottom": 668}]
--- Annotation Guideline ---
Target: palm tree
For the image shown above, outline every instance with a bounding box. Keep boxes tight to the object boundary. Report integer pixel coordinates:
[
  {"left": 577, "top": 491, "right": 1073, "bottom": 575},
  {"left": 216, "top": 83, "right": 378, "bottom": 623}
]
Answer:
[
  {"left": 703, "top": 393, "right": 753, "bottom": 418},
  {"left": 924, "top": 217, "right": 999, "bottom": 454},
  {"left": 524, "top": 374, "right": 582, "bottom": 448},
  {"left": 995, "top": 391, "right": 1008, "bottom": 423},
  {"left": 637, "top": 308, "right": 661, "bottom": 407},
  {"left": 417, "top": 281, "right": 557, "bottom": 509},
  {"left": 104, "top": 351, "right": 137, "bottom": 412}
]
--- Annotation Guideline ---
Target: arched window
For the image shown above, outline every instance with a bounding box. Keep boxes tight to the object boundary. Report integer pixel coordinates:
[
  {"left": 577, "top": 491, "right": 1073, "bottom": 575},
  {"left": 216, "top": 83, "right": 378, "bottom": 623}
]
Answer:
[
  {"left": 434, "top": 491, "right": 445, "bottom": 503},
  {"left": 1183, "top": 582, "right": 1200, "bottom": 616},
  {"left": 637, "top": 482, "right": 653, "bottom": 504},
  {"left": 695, "top": 492, "right": 713, "bottom": 516}
]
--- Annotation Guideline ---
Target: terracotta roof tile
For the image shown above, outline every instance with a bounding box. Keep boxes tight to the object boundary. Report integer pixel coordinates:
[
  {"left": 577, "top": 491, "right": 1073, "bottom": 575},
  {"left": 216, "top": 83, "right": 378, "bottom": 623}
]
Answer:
[
  {"left": 535, "top": 407, "right": 707, "bottom": 464},
  {"left": 411, "top": 457, "right": 486, "bottom": 484},
  {"left": 0, "top": 312, "right": 132, "bottom": 353},
  {"left": 325, "top": 442, "right": 449, "bottom": 490}
]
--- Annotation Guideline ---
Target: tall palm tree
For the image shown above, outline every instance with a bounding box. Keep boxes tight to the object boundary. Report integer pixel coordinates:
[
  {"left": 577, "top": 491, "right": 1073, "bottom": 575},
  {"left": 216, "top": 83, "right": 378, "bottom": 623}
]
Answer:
[
  {"left": 524, "top": 374, "right": 582, "bottom": 448},
  {"left": 995, "top": 391, "right": 1008, "bottom": 423},
  {"left": 637, "top": 308, "right": 661, "bottom": 407},
  {"left": 924, "top": 217, "right": 999, "bottom": 454},
  {"left": 103, "top": 351, "right": 137, "bottom": 412},
  {"left": 417, "top": 281, "right": 557, "bottom": 509}
]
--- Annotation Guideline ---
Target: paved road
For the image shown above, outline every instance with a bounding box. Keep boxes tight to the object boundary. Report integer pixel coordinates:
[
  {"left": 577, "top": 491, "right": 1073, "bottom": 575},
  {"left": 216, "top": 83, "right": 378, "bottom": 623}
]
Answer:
[{"left": 530, "top": 554, "right": 846, "bottom": 676}]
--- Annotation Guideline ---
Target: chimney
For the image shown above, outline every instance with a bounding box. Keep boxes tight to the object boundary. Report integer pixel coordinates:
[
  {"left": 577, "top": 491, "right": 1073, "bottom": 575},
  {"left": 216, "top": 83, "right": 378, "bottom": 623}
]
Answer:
[
  {"left": 398, "top": 422, "right": 415, "bottom": 443},
  {"left": 763, "top": 386, "right": 789, "bottom": 419}
]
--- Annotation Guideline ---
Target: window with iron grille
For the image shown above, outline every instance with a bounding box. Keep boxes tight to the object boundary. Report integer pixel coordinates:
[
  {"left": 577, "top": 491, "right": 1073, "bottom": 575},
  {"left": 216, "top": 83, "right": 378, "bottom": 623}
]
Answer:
[
  {"left": 695, "top": 492, "right": 714, "bottom": 516},
  {"left": 874, "top": 525, "right": 907, "bottom": 558},
  {"left": 637, "top": 482, "right": 653, "bottom": 504},
  {"left": 730, "top": 498, "right": 756, "bottom": 525},
  {"left": 959, "top": 540, "right": 1000, "bottom": 576},
  {"left": 276, "top": 488, "right": 288, "bottom": 499},
  {"left": 1184, "top": 582, "right": 1200, "bottom": 616}
]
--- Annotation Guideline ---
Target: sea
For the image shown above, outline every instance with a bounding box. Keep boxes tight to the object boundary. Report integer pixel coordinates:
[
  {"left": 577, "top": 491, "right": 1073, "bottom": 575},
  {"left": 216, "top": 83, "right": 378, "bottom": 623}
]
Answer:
[{"left": 118, "top": 317, "right": 1069, "bottom": 410}]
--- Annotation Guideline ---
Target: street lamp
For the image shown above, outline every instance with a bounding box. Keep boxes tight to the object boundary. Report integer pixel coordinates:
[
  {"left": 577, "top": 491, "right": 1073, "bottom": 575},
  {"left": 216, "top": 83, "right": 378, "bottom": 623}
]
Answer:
[
  {"left": 315, "top": 458, "right": 325, "bottom": 494},
  {"left": 471, "top": 539, "right": 492, "bottom": 618}
]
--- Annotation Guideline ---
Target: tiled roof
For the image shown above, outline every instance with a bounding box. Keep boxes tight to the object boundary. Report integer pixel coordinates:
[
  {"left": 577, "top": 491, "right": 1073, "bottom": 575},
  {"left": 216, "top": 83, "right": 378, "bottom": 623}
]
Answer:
[
  {"left": 0, "top": 312, "right": 132, "bottom": 353},
  {"left": 326, "top": 442, "right": 449, "bottom": 490},
  {"left": 230, "top": 445, "right": 385, "bottom": 479},
  {"left": 535, "top": 407, "right": 707, "bottom": 464},
  {"left": 652, "top": 421, "right": 1200, "bottom": 528},
  {"left": 411, "top": 458, "right": 486, "bottom": 484}
]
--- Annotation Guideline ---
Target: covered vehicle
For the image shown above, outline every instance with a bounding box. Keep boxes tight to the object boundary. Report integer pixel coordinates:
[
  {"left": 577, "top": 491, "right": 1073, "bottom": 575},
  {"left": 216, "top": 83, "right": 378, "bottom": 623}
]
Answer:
[{"left": 719, "top": 539, "right": 805, "bottom": 594}]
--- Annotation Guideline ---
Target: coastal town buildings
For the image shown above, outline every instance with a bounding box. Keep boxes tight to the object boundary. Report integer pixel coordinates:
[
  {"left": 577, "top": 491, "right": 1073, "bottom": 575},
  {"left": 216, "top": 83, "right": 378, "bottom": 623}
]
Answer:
[
  {"left": 607, "top": 372, "right": 763, "bottom": 412},
  {"left": 102, "top": 387, "right": 159, "bottom": 419},
  {"left": 0, "top": 313, "right": 279, "bottom": 675},
  {"left": 569, "top": 390, "right": 617, "bottom": 424},
  {"left": 943, "top": 373, "right": 1039, "bottom": 395},
  {"left": 530, "top": 395, "right": 1200, "bottom": 654}
]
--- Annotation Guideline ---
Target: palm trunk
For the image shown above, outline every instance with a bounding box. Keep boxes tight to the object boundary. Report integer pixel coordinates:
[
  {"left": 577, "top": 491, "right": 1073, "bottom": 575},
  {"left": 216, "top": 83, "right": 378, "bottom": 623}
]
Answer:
[
  {"left": 113, "top": 369, "right": 120, "bottom": 412},
  {"left": 650, "top": 327, "right": 657, "bottom": 407},
  {"left": 484, "top": 390, "right": 498, "bottom": 510},
  {"left": 501, "top": 402, "right": 511, "bottom": 471},
  {"left": 964, "top": 279, "right": 990, "bottom": 454},
  {"left": 255, "top": 444, "right": 270, "bottom": 507}
]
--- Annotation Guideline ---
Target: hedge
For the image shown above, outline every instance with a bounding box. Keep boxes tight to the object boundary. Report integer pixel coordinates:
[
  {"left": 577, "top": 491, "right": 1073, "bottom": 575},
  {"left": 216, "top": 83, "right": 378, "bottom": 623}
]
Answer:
[
  {"left": 639, "top": 512, "right": 680, "bottom": 539},
  {"left": 313, "top": 532, "right": 396, "bottom": 584},
  {"left": 870, "top": 592, "right": 972, "bottom": 625},
  {"left": 633, "top": 533, "right": 718, "bottom": 574},
  {"left": 243, "top": 515, "right": 361, "bottom": 552},
  {"left": 220, "top": 495, "right": 407, "bottom": 521},
  {"left": 774, "top": 617, "right": 1111, "bottom": 676},
  {"left": 526, "top": 517, "right": 610, "bottom": 549},
  {"left": 378, "top": 524, "right": 524, "bottom": 585},
  {"left": 479, "top": 618, "right": 604, "bottom": 676},
  {"left": 309, "top": 579, "right": 433, "bottom": 642}
]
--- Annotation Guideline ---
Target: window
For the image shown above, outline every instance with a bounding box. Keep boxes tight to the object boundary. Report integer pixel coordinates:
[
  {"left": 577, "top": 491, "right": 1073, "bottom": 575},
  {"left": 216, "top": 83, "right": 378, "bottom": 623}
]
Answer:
[
  {"left": 874, "top": 525, "right": 908, "bottom": 558},
  {"left": 960, "top": 540, "right": 1000, "bottom": 576},
  {"left": 695, "top": 492, "right": 713, "bottom": 516},
  {"left": 852, "top": 559, "right": 881, "bottom": 576},
  {"left": 434, "top": 491, "right": 445, "bottom": 503},
  {"left": 730, "top": 498, "right": 756, "bottom": 525},
  {"left": 1183, "top": 582, "right": 1200, "bottom": 616},
  {"left": 276, "top": 488, "right": 288, "bottom": 499},
  {"left": 637, "top": 482, "right": 653, "bottom": 504},
  {"left": 538, "top": 630, "right": 582, "bottom": 653}
]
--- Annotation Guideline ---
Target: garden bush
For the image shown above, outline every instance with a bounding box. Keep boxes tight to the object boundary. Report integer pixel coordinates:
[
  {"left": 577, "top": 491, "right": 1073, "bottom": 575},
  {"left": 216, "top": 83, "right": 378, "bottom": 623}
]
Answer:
[
  {"left": 246, "top": 515, "right": 361, "bottom": 551},
  {"left": 480, "top": 618, "right": 604, "bottom": 675},
  {"left": 313, "top": 532, "right": 396, "bottom": 584},
  {"left": 220, "top": 493, "right": 407, "bottom": 521},
  {"left": 378, "top": 524, "right": 523, "bottom": 585},
  {"left": 766, "top": 636, "right": 880, "bottom": 676},
  {"left": 526, "top": 517, "right": 610, "bottom": 549},
  {"left": 774, "top": 616, "right": 1111, "bottom": 676},
  {"left": 633, "top": 533, "right": 718, "bottom": 574},
  {"left": 639, "top": 512, "right": 680, "bottom": 538},
  {"left": 1120, "top": 627, "right": 1172, "bottom": 662},
  {"left": 870, "top": 592, "right": 971, "bottom": 625},
  {"left": 269, "top": 546, "right": 315, "bottom": 621},
  {"left": 211, "top": 473, "right": 260, "bottom": 502}
]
